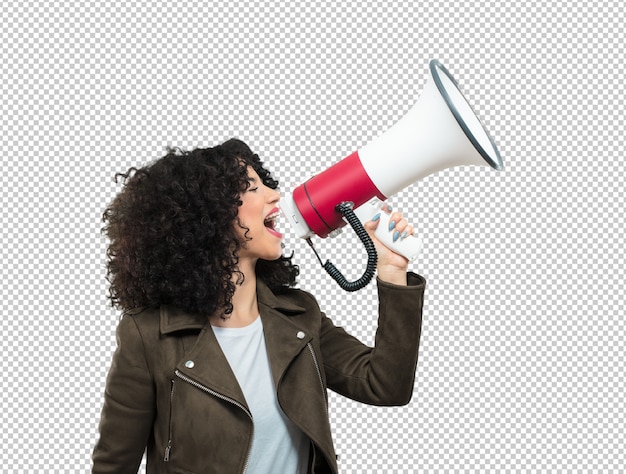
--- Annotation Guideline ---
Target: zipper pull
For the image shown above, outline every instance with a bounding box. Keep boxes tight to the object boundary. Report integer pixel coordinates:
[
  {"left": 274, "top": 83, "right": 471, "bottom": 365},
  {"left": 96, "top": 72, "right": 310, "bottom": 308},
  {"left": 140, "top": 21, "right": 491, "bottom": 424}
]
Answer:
[{"left": 164, "top": 440, "right": 172, "bottom": 462}]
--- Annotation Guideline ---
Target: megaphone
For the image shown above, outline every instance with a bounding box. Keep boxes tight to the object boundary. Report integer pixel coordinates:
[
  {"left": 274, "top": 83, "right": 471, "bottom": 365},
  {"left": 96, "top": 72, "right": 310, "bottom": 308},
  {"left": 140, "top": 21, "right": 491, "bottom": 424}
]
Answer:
[{"left": 280, "top": 59, "right": 504, "bottom": 290}]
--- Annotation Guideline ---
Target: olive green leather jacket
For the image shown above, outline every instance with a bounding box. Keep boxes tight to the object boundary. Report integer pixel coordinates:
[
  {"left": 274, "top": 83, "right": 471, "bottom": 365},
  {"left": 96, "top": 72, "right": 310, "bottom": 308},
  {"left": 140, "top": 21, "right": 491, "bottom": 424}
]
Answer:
[{"left": 92, "top": 273, "right": 425, "bottom": 473}]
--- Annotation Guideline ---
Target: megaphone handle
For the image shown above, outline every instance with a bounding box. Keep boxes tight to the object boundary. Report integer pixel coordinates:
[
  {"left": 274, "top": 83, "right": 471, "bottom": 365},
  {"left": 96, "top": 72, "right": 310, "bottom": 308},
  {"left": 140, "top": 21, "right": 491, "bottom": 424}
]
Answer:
[
  {"left": 353, "top": 198, "right": 423, "bottom": 261},
  {"left": 319, "top": 202, "right": 378, "bottom": 292}
]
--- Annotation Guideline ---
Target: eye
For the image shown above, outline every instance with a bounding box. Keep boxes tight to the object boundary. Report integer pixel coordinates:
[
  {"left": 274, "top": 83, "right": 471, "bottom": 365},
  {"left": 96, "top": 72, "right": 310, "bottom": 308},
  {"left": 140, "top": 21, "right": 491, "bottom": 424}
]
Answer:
[{"left": 248, "top": 186, "right": 259, "bottom": 192}]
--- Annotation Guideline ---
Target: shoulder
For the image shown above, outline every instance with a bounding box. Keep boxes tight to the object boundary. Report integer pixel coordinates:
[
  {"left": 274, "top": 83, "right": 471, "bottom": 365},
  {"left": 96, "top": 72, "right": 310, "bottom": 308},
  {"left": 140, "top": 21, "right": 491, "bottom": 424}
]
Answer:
[
  {"left": 113, "top": 306, "right": 202, "bottom": 375},
  {"left": 111, "top": 307, "right": 161, "bottom": 353}
]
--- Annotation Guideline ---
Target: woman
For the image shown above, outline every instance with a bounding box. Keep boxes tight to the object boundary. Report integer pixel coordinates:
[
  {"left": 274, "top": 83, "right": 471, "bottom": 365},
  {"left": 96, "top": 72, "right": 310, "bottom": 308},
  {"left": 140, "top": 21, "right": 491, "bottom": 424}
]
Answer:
[{"left": 92, "top": 138, "right": 425, "bottom": 473}]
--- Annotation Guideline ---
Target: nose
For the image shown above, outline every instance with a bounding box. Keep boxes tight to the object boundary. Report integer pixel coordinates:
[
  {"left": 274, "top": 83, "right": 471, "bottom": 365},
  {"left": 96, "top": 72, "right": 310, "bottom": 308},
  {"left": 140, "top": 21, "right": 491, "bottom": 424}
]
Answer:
[{"left": 266, "top": 185, "right": 280, "bottom": 203}]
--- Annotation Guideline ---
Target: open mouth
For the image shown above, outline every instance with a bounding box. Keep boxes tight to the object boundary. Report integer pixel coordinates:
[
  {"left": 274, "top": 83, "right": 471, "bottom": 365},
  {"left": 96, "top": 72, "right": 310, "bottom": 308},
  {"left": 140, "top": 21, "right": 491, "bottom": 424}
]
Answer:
[{"left": 264, "top": 208, "right": 282, "bottom": 237}]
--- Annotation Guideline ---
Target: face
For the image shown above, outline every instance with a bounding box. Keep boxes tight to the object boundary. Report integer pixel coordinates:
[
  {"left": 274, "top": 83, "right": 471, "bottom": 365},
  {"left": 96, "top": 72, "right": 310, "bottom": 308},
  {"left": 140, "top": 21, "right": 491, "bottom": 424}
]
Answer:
[{"left": 236, "top": 166, "right": 283, "bottom": 262}]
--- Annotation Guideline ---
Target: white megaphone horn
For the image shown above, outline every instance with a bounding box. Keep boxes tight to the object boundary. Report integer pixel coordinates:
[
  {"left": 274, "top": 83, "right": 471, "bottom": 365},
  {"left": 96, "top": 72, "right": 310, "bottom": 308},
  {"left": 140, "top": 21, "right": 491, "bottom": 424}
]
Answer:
[{"left": 280, "top": 59, "right": 504, "bottom": 291}]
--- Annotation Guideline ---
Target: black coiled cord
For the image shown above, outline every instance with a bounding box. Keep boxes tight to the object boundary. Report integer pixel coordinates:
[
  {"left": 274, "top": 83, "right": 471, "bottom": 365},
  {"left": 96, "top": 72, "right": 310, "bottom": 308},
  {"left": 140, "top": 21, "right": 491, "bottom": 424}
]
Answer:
[{"left": 307, "top": 201, "right": 378, "bottom": 292}]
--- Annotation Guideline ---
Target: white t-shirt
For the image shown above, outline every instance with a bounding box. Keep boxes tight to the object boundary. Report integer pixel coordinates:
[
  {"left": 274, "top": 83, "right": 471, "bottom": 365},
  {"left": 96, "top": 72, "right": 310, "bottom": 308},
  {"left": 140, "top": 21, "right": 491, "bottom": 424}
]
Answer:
[{"left": 212, "top": 316, "right": 309, "bottom": 473}]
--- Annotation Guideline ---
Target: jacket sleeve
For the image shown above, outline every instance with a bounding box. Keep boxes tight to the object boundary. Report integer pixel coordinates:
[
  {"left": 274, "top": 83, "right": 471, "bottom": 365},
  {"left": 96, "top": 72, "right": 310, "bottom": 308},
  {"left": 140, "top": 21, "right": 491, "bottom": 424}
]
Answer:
[
  {"left": 92, "top": 315, "right": 156, "bottom": 473},
  {"left": 320, "top": 272, "right": 425, "bottom": 406}
]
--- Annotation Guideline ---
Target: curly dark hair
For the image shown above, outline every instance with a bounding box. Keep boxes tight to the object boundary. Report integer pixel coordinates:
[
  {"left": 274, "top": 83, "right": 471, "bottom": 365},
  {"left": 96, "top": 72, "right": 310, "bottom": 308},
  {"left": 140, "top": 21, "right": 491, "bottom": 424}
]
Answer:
[{"left": 102, "top": 138, "right": 299, "bottom": 317}]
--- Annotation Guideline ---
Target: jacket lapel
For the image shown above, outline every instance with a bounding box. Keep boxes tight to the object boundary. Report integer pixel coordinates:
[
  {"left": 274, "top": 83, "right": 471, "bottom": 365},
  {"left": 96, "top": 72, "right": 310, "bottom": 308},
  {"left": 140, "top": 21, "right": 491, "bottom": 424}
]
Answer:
[
  {"left": 176, "top": 325, "right": 248, "bottom": 407},
  {"left": 257, "top": 281, "right": 311, "bottom": 389},
  {"left": 161, "top": 305, "right": 248, "bottom": 410}
]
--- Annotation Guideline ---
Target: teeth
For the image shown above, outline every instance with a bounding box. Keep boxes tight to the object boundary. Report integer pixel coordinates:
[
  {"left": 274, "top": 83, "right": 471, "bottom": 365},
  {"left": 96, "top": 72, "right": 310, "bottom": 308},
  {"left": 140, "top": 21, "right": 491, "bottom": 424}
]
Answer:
[{"left": 264, "top": 211, "right": 279, "bottom": 222}]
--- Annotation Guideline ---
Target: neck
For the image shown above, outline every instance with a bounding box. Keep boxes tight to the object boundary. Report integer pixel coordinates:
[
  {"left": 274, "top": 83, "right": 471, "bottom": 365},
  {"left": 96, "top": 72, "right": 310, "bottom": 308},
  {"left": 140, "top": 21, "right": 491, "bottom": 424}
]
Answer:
[{"left": 210, "top": 258, "right": 259, "bottom": 328}]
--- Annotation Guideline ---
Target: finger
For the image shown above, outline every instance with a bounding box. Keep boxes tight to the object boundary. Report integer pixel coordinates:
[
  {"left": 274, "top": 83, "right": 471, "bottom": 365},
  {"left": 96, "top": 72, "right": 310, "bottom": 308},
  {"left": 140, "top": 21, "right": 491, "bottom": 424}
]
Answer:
[
  {"left": 386, "top": 212, "right": 406, "bottom": 232},
  {"left": 363, "top": 212, "right": 382, "bottom": 231},
  {"left": 399, "top": 225, "right": 415, "bottom": 241},
  {"left": 389, "top": 217, "right": 409, "bottom": 242}
]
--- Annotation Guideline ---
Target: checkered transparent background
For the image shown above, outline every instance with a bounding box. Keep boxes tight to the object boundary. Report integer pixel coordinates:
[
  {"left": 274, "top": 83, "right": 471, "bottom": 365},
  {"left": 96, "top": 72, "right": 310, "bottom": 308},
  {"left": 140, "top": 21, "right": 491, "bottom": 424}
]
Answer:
[{"left": 1, "top": 0, "right": 624, "bottom": 472}]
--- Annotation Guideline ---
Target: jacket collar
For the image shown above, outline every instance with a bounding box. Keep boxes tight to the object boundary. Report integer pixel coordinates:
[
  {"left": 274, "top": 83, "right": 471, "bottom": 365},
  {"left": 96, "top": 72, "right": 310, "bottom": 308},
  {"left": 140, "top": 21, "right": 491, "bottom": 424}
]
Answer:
[
  {"left": 159, "top": 305, "right": 207, "bottom": 334},
  {"left": 163, "top": 280, "right": 310, "bottom": 409},
  {"left": 256, "top": 279, "right": 307, "bottom": 315},
  {"left": 159, "top": 279, "right": 306, "bottom": 335}
]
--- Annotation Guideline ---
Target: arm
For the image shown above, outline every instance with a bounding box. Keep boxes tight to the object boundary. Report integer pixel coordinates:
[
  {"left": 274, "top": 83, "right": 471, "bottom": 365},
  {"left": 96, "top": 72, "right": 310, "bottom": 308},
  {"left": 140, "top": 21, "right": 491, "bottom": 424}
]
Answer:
[
  {"left": 92, "top": 315, "right": 156, "bottom": 474},
  {"left": 320, "top": 204, "right": 424, "bottom": 405},
  {"left": 320, "top": 272, "right": 425, "bottom": 406}
]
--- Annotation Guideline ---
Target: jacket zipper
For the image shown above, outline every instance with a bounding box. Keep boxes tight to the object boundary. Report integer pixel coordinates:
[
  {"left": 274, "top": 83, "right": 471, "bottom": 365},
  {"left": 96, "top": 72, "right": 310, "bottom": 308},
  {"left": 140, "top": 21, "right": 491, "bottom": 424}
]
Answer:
[
  {"left": 307, "top": 342, "right": 328, "bottom": 412},
  {"left": 164, "top": 379, "right": 175, "bottom": 462},
  {"left": 173, "top": 369, "right": 254, "bottom": 472}
]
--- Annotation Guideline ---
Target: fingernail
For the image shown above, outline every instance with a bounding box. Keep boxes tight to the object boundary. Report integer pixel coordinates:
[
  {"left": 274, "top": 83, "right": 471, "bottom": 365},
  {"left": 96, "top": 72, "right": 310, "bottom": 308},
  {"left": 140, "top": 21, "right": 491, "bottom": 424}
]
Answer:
[
  {"left": 388, "top": 220, "right": 396, "bottom": 231},
  {"left": 372, "top": 213, "right": 381, "bottom": 222},
  {"left": 400, "top": 231, "right": 408, "bottom": 241},
  {"left": 386, "top": 204, "right": 393, "bottom": 212},
  {"left": 393, "top": 230, "right": 400, "bottom": 242}
]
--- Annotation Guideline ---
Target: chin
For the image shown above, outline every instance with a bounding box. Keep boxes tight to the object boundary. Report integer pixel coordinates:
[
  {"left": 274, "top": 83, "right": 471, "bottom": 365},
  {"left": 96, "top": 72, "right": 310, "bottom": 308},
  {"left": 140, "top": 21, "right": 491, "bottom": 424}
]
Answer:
[{"left": 266, "top": 250, "right": 284, "bottom": 261}]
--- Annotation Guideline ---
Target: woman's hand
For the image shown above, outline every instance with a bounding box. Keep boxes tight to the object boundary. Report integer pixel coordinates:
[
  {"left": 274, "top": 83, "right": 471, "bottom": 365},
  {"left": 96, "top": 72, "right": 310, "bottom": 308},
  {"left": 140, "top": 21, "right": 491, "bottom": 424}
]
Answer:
[{"left": 363, "top": 204, "right": 415, "bottom": 286}]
